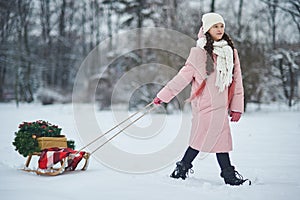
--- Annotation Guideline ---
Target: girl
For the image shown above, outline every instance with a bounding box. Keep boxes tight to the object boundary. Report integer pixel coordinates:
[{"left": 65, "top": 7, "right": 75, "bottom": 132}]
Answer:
[{"left": 153, "top": 13, "right": 250, "bottom": 186}]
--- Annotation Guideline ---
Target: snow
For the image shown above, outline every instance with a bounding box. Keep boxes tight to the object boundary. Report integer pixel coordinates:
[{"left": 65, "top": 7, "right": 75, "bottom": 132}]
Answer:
[{"left": 1, "top": 102, "right": 300, "bottom": 200}]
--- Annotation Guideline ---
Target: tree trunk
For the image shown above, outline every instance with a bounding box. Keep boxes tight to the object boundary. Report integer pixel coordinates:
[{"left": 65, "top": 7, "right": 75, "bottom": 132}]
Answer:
[
  {"left": 107, "top": 0, "right": 113, "bottom": 50},
  {"left": 81, "top": 1, "right": 87, "bottom": 56},
  {"left": 0, "top": 64, "right": 6, "bottom": 101},
  {"left": 210, "top": 0, "right": 215, "bottom": 12},
  {"left": 288, "top": 62, "right": 294, "bottom": 107},
  {"left": 16, "top": 0, "right": 33, "bottom": 104},
  {"left": 23, "top": 10, "right": 34, "bottom": 103},
  {"left": 172, "top": 0, "right": 178, "bottom": 29},
  {"left": 237, "top": 0, "right": 244, "bottom": 37},
  {"left": 40, "top": 0, "right": 52, "bottom": 88},
  {"left": 268, "top": 0, "right": 278, "bottom": 49},
  {"left": 57, "top": 0, "right": 66, "bottom": 89}
]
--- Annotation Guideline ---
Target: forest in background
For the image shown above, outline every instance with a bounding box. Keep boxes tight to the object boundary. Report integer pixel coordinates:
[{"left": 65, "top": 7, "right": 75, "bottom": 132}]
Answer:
[{"left": 0, "top": 0, "right": 299, "bottom": 110}]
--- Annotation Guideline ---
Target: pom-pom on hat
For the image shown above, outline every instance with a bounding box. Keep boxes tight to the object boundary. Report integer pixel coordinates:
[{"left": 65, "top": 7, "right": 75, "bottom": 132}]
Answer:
[{"left": 202, "top": 13, "right": 225, "bottom": 33}]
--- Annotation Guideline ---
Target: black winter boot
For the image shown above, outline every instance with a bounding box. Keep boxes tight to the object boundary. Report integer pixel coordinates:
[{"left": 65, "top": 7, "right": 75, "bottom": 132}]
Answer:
[
  {"left": 220, "top": 166, "right": 251, "bottom": 186},
  {"left": 170, "top": 161, "right": 193, "bottom": 180}
]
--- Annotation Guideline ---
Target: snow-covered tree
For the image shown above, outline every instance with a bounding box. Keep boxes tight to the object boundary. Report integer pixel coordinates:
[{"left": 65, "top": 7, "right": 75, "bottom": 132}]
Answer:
[{"left": 269, "top": 47, "right": 300, "bottom": 106}]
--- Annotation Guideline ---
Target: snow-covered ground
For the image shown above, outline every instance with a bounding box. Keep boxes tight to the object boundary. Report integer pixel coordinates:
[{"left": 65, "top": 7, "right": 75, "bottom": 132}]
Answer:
[{"left": 1, "top": 102, "right": 300, "bottom": 200}]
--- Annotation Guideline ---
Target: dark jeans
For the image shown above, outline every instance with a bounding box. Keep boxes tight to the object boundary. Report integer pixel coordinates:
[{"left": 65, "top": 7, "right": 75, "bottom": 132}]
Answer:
[{"left": 181, "top": 146, "right": 232, "bottom": 170}]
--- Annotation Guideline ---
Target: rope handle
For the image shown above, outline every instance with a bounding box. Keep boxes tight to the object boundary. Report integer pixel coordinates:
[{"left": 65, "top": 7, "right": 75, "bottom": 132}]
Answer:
[
  {"left": 76, "top": 102, "right": 156, "bottom": 155},
  {"left": 90, "top": 104, "right": 157, "bottom": 154}
]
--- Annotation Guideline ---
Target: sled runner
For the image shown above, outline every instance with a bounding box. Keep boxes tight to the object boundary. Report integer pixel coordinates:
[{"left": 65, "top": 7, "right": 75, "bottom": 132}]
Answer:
[
  {"left": 22, "top": 102, "right": 156, "bottom": 176},
  {"left": 23, "top": 148, "right": 90, "bottom": 176}
]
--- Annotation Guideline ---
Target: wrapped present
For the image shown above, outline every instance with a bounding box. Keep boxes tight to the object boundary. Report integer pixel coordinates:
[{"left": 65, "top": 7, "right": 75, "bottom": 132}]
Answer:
[{"left": 37, "top": 136, "right": 67, "bottom": 150}]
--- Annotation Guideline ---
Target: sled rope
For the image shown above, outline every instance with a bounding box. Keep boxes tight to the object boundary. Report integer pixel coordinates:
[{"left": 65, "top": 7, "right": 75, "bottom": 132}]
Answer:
[
  {"left": 76, "top": 102, "right": 155, "bottom": 155},
  {"left": 90, "top": 104, "right": 157, "bottom": 155}
]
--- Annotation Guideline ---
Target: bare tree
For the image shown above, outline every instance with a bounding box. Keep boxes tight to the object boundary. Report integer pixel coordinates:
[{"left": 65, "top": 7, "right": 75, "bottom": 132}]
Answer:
[
  {"left": 271, "top": 48, "right": 299, "bottom": 107},
  {"left": 15, "top": 0, "right": 34, "bottom": 105},
  {"left": 261, "top": 0, "right": 300, "bottom": 106},
  {"left": 161, "top": 0, "right": 180, "bottom": 29},
  {"left": 39, "top": 0, "right": 54, "bottom": 88},
  {"left": 289, "top": 0, "right": 300, "bottom": 37},
  {"left": 262, "top": 0, "right": 300, "bottom": 37},
  {"left": 0, "top": 0, "right": 18, "bottom": 101}
]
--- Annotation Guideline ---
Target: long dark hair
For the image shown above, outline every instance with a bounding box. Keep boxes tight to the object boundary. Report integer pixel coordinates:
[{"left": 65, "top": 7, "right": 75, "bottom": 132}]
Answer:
[{"left": 204, "top": 32, "right": 235, "bottom": 58}]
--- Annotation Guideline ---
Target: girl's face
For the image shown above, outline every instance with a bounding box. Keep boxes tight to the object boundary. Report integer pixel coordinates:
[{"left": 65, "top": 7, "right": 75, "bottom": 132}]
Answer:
[{"left": 208, "top": 23, "right": 225, "bottom": 41}]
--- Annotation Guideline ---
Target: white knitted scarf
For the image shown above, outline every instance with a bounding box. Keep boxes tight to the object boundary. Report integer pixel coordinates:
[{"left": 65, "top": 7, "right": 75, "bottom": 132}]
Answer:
[{"left": 196, "top": 38, "right": 234, "bottom": 92}]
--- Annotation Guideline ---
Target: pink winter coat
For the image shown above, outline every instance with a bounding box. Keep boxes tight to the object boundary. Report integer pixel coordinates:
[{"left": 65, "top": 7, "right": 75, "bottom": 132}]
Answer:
[{"left": 157, "top": 47, "right": 244, "bottom": 153}]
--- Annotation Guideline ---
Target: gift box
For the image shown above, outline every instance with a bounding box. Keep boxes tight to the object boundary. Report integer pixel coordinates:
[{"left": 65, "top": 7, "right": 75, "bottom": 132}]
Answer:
[{"left": 37, "top": 136, "right": 67, "bottom": 150}]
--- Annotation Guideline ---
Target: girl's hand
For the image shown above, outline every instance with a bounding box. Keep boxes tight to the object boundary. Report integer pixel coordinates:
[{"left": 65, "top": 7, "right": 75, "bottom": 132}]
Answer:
[
  {"left": 230, "top": 111, "right": 241, "bottom": 122},
  {"left": 153, "top": 97, "right": 162, "bottom": 105}
]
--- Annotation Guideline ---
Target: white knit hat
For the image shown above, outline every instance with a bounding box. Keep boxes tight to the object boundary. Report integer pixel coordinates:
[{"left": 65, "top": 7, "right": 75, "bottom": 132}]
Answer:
[{"left": 202, "top": 13, "right": 225, "bottom": 33}]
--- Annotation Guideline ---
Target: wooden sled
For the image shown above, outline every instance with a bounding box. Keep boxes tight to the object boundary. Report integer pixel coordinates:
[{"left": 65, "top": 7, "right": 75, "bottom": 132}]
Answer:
[
  {"left": 23, "top": 151, "right": 90, "bottom": 176},
  {"left": 21, "top": 102, "right": 156, "bottom": 176}
]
